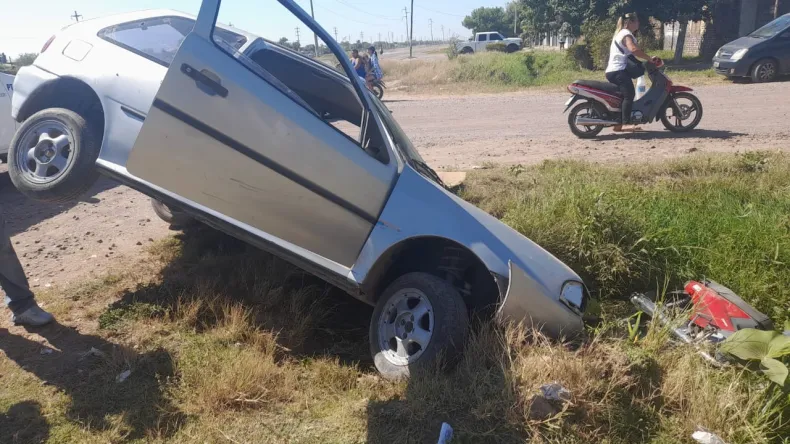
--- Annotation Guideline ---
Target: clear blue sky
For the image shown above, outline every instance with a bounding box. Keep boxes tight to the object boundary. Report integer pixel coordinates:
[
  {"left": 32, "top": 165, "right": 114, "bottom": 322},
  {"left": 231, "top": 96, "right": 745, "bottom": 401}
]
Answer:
[{"left": 1, "top": 0, "right": 511, "bottom": 59}]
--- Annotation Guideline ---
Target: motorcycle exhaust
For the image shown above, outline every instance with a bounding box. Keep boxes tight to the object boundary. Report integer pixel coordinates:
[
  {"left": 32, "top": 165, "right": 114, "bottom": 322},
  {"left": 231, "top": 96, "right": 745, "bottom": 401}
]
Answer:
[{"left": 575, "top": 117, "right": 619, "bottom": 126}]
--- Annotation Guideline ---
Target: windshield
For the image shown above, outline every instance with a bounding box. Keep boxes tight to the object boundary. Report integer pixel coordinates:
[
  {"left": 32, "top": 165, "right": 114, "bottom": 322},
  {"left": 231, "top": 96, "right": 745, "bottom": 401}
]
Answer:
[
  {"left": 749, "top": 15, "right": 790, "bottom": 38},
  {"left": 371, "top": 96, "right": 426, "bottom": 164}
]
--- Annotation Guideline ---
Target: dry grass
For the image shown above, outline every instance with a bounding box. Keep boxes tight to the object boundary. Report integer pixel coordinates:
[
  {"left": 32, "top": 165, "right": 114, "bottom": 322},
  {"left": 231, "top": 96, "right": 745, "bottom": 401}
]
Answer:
[{"left": 3, "top": 156, "right": 790, "bottom": 443}]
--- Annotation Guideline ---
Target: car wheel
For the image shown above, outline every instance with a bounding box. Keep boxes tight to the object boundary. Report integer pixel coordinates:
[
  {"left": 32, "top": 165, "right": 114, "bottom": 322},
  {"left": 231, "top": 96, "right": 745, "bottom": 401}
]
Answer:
[
  {"left": 150, "top": 198, "right": 194, "bottom": 229},
  {"left": 506, "top": 44, "right": 520, "bottom": 53},
  {"left": 370, "top": 272, "right": 469, "bottom": 380},
  {"left": 8, "top": 108, "right": 101, "bottom": 203},
  {"left": 751, "top": 59, "right": 778, "bottom": 83},
  {"left": 460, "top": 47, "right": 474, "bottom": 55}
]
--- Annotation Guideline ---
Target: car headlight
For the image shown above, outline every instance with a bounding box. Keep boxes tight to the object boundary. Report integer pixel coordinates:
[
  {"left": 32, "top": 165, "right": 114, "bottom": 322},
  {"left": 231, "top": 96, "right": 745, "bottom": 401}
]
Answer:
[
  {"left": 731, "top": 48, "right": 749, "bottom": 61},
  {"left": 715, "top": 48, "right": 722, "bottom": 58},
  {"left": 559, "top": 281, "right": 585, "bottom": 314}
]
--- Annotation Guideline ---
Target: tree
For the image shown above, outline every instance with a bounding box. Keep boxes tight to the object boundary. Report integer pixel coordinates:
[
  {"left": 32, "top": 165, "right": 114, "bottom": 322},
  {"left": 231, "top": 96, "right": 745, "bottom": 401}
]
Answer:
[
  {"left": 14, "top": 53, "right": 38, "bottom": 66},
  {"left": 278, "top": 37, "right": 289, "bottom": 46},
  {"left": 462, "top": 7, "right": 512, "bottom": 36},
  {"left": 0, "top": 53, "right": 7, "bottom": 64}
]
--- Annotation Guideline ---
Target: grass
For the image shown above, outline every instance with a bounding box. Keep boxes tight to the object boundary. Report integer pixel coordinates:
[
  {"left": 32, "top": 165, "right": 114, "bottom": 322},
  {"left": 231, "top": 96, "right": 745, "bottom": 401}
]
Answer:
[
  {"left": 2, "top": 153, "right": 790, "bottom": 443},
  {"left": 382, "top": 50, "right": 722, "bottom": 95}
]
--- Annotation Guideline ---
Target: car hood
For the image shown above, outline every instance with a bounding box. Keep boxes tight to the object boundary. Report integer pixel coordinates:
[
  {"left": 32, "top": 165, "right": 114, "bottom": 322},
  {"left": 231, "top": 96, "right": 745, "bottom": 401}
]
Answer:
[
  {"left": 355, "top": 166, "right": 582, "bottom": 300},
  {"left": 722, "top": 36, "right": 765, "bottom": 50}
]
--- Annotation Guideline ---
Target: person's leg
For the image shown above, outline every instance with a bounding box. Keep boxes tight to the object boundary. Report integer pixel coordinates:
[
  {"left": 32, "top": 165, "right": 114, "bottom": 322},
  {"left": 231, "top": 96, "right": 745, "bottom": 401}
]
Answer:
[
  {"left": 0, "top": 210, "right": 35, "bottom": 314},
  {"left": 616, "top": 70, "right": 635, "bottom": 126},
  {"left": 0, "top": 208, "right": 53, "bottom": 325}
]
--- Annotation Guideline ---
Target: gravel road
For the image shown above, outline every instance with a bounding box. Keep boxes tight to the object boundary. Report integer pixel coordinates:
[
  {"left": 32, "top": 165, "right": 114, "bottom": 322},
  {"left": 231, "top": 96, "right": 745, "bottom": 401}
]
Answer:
[
  {"left": 387, "top": 81, "right": 790, "bottom": 169},
  {"left": 1, "top": 81, "right": 788, "bottom": 289}
]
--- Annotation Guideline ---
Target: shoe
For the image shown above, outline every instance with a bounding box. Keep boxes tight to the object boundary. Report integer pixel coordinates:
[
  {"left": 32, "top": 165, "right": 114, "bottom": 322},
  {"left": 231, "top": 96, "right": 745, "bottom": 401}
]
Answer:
[{"left": 12, "top": 305, "right": 55, "bottom": 326}]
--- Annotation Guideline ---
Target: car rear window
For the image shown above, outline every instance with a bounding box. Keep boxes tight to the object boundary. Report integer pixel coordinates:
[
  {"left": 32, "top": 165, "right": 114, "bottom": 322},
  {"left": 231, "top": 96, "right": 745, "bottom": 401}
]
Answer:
[{"left": 98, "top": 16, "right": 247, "bottom": 67}]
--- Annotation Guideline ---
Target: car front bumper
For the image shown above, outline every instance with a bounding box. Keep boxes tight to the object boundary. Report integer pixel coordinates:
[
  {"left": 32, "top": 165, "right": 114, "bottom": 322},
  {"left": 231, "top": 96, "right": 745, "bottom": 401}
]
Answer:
[
  {"left": 496, "top": 261, "right": 585, "bottom": 338},
  {"left": 712, "top": 58, "right": 750, "bottom": 77}
]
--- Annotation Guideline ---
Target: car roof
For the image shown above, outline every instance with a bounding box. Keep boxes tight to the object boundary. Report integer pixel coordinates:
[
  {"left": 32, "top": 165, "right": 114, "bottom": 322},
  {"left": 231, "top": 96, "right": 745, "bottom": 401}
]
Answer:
[{"left": 61, "top": 9, "right": 259, "bottom": 42}]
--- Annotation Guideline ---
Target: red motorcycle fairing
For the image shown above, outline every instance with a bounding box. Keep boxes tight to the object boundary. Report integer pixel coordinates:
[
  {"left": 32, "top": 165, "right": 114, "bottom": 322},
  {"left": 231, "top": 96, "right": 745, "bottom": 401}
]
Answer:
[
  {"left": 670, "top": 85, "right": 694, "bottom": 93},
  {"left": 568, "top": 83, "right": 622, "bottom": 111}
]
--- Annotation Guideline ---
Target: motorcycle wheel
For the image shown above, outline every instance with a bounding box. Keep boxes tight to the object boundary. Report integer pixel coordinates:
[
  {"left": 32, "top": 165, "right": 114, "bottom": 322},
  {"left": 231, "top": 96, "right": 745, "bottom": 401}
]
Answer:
[
  {"left": 568, "top": 102, "right": 606, "bottom": 139},
  {"left": 661, "top": 92, "right": 703, "bottom": 133},
  {"left": 373, "top": 84, "right": 384, "bottom": 99}
]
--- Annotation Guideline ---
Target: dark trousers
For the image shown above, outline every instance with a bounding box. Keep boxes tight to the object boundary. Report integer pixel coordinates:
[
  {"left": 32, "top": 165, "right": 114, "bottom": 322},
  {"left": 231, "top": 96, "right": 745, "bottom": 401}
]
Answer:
[
  {"left": 0, "top": 209, "right": 35, "bottom": 315},
  {"left": 606, "top": 70, "right": 635, "bottom": 124}
]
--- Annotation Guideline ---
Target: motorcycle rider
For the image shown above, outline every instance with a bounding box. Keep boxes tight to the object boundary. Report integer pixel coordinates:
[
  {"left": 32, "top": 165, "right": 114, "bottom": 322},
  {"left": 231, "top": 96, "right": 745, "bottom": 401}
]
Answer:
[{"left": 605, "top": 13, "right": 661, "bottom": 132}]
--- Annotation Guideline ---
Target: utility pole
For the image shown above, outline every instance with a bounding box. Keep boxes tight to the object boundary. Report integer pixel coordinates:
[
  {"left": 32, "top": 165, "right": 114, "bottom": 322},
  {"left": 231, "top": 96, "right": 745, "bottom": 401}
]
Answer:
[
  {"left": 409, "top": 0, "right": 414, "bottom": 58},
  {"left": 403, "top": 7, "right": 410, "bottom": 49},
  {"left": 360, "top": 31, "right": 364, "bottom": 42},
  {"left": 442, "top": 25, "right": 445, "bottom": 42},
  {"left": 514, "top": 7, "right": 518, "bottom": 35},
  {"left": 334, "top": 27, "right": 338, "bottom": 42},
  {"left": 429, "top": 19, "right": 433, "bottom": 42},
  {"left": 378, "top": 33, "right": 381, "bottom": 45},
  {"left": 71, "top": 10, "right": 82, "bottom": 22},
  {"left": 309, "top": 0, "right": 319, "bottom": 56}
]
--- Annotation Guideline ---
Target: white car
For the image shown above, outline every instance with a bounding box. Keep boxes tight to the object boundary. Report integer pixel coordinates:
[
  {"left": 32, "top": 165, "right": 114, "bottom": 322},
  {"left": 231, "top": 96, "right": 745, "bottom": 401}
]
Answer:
[
  {"left": 457, "top": 32, "right": 523, "bottom": 54},
  {"left": 9, "top": 0, "right": 589, "bottom": 379},
  {"left": 0, "top": 72, "right": 17, "bottom": 161}
]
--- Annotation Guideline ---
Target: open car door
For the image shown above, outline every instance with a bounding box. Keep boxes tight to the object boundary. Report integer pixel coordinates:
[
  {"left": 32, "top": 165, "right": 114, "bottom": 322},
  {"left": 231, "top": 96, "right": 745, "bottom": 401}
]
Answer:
[{"left": 126, "top": 0, "right": 397, "bottom": 271}]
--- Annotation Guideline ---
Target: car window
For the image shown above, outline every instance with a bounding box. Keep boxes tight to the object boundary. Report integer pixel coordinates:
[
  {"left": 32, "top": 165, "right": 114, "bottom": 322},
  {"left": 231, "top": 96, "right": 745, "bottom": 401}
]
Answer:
[
  {"left": 478, "top": 34, "right": 488, "bottom": 42},
  {"left": 98, "top": 16, "right": 247, "bottom": 67},
  {"left": 212, "top": 0, "right": 387, "bottom": 162},
  {"left": 490, "top": 34, "right": 503, "bottom": 41},
  {"left": 749, "top": 15, "right": 790, "bottom": 38}
]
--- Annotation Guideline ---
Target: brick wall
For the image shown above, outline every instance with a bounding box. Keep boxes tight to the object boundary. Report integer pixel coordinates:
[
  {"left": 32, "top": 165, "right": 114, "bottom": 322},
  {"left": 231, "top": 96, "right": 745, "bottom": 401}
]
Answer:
[{"left": 663, "top": 21, "right": 706, "bottom": 55}]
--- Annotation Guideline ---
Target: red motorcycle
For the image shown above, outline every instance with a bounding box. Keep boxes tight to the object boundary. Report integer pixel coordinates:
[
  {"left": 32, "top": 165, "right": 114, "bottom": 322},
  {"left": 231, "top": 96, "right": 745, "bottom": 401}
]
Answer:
[{"left": 564, "top": 60, "right": 703, "bottom": 138}]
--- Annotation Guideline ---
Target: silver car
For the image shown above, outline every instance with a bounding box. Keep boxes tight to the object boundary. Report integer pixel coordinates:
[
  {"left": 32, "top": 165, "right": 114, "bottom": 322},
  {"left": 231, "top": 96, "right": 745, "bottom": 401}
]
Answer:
[{"left": 8, "top": 0, "right": 588, "bottom": 379}]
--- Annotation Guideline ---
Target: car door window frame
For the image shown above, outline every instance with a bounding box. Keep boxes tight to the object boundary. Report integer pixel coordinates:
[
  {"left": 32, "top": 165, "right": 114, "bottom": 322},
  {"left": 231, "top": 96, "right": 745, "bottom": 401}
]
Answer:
[{"left": 204, "top": 0, "right": 392, "bottom": 164}]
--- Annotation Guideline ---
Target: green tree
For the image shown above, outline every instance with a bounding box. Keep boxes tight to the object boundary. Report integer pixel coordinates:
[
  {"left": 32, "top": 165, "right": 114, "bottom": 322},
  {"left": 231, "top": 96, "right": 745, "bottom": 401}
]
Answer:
[
  {"left": 278, "top": 37, "right": 289, "bottom": 46},
  {"left": 462, "top": 7, "right": 512, "bottom": 36},
  {"left": 14, "top": 53, "right": 38, "bottom": 66}
]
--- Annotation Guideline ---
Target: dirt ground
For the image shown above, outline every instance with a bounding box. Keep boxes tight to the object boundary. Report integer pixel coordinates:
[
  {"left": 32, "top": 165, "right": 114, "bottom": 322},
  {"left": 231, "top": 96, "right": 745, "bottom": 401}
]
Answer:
[{"left": 0, "top": 81, "right": 788, "bottom": 297}]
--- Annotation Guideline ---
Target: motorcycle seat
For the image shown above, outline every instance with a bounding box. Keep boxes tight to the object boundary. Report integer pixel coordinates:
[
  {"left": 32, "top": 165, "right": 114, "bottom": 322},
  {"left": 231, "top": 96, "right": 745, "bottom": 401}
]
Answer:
[{"left": 572, "top": 80, "right": 622, "bottom": 96}]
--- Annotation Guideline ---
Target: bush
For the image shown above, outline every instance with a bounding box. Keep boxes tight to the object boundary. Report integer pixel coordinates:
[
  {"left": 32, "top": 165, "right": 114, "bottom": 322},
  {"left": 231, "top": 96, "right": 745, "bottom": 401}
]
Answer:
[
  {"left": 582, "top": 18, "right": 615, "bottom": 70},
  {"left": 486, "top": 42, "right": 508, "bottom": 53},
  {"left": 446, "top": 40, "right": 460, "bottom": 60},
  {"left": 566, "top": 43, "right": 594, "bottom": 70}
]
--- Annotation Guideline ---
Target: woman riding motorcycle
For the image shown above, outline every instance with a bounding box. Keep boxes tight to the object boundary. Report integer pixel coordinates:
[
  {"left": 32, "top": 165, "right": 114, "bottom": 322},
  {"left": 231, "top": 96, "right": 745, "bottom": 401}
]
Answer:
[{"left": 605, "top": 13, "right": 661, "bottom": 132}]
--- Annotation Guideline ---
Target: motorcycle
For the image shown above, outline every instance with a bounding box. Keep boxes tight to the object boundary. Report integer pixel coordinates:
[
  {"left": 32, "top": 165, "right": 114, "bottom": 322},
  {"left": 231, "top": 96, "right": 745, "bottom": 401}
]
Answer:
[
  {"left": 563, "top": 60, "right": 703, "bottom": 139},
  {"left": 371, "top": 78, "right": 386, "bottom": 99}
]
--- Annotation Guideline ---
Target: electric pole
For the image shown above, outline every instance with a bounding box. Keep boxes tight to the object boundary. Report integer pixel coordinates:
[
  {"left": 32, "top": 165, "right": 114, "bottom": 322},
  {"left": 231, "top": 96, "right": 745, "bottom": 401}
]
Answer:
[
  {"left": 429, "top": 19, "right": 433, "bottom": 42},
  {"left": 514, "top": 7, "right": 518, "bottom": 35},
  {"left": 378, "top": 33, "right": 381, "bottom": 45},
  {"left": 334, "top": 27, "right": 338, "bottom": 42},
  {"left": 309, "top": 0, "right": 319, "bottom": 56},
  {"left": 442, "top": 25, "right": 445, "bottom": 42},
  {"left": 295, "top": 27, "right": 301, "bottom": 44},
  {"left": 403, "top": 7, "right": 410, "bottom": 49},
  {"left": 71, "top": 10, "right": 82, "bottom": 22},
  {"left": 360, "top": 31, "right": 364, "bottom": 42},
  {"left": 409, "top": 0, "right": 414, "bottom": 58}
]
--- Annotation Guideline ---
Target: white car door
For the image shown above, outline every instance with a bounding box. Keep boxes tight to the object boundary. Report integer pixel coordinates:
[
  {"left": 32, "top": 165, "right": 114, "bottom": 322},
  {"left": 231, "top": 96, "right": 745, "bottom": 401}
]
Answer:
[
  {"left": 477, "top": 33, "right": 488, "bottom": 52},
  {"left": 126, "top": 0, "right": 398, "bottom": 268}
]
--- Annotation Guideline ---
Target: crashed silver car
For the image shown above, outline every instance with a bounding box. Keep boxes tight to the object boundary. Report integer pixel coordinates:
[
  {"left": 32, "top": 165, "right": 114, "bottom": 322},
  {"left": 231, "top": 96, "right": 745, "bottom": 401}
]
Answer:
[{"left": 8, "top": 0, "right": 588, "bottom": 378}]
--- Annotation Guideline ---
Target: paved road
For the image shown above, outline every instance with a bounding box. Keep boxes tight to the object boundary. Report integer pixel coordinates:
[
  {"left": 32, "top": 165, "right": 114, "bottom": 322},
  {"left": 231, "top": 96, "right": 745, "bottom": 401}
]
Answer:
[{"left": 386, "top": 82, "right": 790, "bottom": 169}]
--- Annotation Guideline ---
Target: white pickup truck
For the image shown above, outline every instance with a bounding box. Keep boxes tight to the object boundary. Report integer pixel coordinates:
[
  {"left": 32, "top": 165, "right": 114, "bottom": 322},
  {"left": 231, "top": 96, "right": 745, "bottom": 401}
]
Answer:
[
  {"left": 457, "top": 32, "right": 522, "bottom": 54},
  {"left": 0, "top": 72, "right": 16, "bottom": 162}
]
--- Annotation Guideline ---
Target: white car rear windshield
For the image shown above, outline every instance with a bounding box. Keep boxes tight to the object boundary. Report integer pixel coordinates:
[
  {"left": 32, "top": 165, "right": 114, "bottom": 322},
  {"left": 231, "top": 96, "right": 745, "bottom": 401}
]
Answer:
[{"left": 98, "top": 16, "right": 247, "bottom": 67}]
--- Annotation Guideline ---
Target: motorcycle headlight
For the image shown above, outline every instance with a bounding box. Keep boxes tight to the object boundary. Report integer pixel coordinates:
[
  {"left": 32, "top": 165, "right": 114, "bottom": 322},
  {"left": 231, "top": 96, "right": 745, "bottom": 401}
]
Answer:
[
  {"left": 559, "top": 281, "right": 585, "bottom": 315},
  {"left": 731, "top": 48, "right": 749, "bottom": 61}
]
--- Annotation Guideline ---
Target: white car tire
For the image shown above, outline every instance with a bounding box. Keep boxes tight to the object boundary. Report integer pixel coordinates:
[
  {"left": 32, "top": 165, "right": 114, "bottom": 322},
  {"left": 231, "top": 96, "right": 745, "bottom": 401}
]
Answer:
[{"left": 8, "top": 108, "right": 101, "bottom": 203}]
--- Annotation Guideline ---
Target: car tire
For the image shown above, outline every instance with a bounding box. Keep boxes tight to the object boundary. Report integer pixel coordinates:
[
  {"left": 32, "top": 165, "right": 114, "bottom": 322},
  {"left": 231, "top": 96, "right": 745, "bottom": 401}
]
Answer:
[
  {"left": 150, "top": 198, "right": 194, "bottom": 229},
  {"left": 460, "top": 47, "right": 474, "bottom": 55},
  {"left": 506, "top": 44, "right": 520, "bottom": 53},
  {"left": 751, "top": 59, "right": 778, "bottom": 83},
  {"left": 8, "top": 108, "right": 101, "bottom": 203},
  {"left": 370, "top": 272, "right": 469, "bottom": 380}
]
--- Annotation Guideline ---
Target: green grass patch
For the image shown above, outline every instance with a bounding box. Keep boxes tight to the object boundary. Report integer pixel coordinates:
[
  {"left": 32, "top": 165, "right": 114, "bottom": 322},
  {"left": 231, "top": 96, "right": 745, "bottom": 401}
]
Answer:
[{"left": 460, "top": 152, "right": 790, "bottom": 324}]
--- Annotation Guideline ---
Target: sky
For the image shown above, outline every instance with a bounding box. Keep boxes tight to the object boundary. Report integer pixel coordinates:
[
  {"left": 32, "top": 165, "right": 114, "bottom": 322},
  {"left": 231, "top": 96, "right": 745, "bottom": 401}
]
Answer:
[{"left": 1, "top": 0, "right": 511, "bottom": 59}]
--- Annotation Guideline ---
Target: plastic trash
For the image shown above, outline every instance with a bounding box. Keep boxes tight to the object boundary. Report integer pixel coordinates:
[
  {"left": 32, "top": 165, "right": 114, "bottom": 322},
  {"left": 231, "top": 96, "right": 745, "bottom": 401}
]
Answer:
[
  {"left": 692, "top": 428, "right": 727, "bottom": 444},
  {"left": 116, "top": 369, "right": 132, "bottom": 383},
  {"left": 540, "top": 383, "right": 572, "bottom": 402},
  {"left": 635, "top": 75, "right": 647, "bottom": 100},
  {"left": 437, "top": 422, "right": 453, "bottom": 444}
]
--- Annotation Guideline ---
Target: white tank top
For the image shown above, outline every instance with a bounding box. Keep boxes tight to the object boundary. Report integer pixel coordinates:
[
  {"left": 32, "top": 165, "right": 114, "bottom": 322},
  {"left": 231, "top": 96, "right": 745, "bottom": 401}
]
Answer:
[{"left": 606, "top": 29, "right": 636, "bottom": 73}]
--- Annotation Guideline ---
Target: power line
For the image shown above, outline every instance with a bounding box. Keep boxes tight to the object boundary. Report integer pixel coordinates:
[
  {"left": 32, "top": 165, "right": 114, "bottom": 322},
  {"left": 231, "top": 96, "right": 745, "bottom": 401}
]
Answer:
[
  {"left": 415, "top": 5, "right": 465, "bottom": 18},
  {"left": 315, "top": 3, "right": 388, "bottom": 27},
  {"left": 331, "top": 0, "right": 401, "bottom": 20}
]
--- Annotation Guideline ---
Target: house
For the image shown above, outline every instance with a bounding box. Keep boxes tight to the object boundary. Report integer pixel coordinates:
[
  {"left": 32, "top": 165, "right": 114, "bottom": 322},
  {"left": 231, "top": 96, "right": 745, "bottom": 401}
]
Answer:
[{"left": 664, "top": 0, "right": 789, "bottom": 58}]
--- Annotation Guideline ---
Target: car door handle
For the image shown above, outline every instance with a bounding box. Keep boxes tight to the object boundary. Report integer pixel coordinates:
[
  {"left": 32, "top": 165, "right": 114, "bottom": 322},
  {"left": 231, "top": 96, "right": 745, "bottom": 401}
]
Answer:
[{"left": 181, "top": 64, "right": 228, "bottom": 98}]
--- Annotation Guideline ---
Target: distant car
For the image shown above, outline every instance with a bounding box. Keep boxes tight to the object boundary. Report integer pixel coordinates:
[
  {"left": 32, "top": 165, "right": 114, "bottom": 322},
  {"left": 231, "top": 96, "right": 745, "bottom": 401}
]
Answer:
[
  {"left": 8, "top": 0, "right": 589, "bottom": 379},
  {"left": 713, "top": 13, "right": 790, "bottom": 82},
  {"left": 457, "top": 32, "right": 522, "bottom": 54},
  {"left": 0, "top": 72, "right": 17, "bottom": 161}
]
